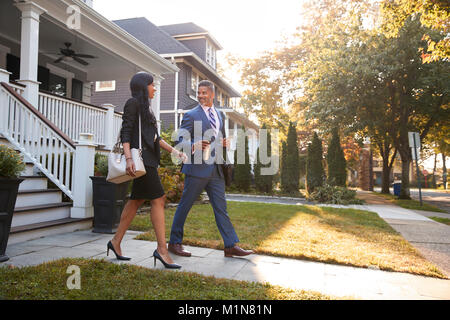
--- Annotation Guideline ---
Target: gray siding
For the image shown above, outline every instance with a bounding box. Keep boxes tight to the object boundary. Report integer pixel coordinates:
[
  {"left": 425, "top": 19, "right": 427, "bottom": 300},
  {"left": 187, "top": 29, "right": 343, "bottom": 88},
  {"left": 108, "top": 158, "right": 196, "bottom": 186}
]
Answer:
[
  {"left": 160, "top": 72, "right": 175, "bottom": 111},
  {"left": 160, "top": 112, "right": 176, "bottom": 131},
  {"left": 91, "top": 79, "right": 131, "bottom": 112},
  {"left": 178, "top": 63, "right": 198, "bottom": 110},
  {"left": 179, "top": 38, "right": 206, "bottom": 61}
]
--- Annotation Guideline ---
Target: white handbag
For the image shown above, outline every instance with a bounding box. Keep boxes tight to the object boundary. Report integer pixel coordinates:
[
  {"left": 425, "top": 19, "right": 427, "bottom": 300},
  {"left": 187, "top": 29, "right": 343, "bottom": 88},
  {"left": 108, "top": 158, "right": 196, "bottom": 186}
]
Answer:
[{"left": 106, "top": 113, "right": 146, "bottom": 184}]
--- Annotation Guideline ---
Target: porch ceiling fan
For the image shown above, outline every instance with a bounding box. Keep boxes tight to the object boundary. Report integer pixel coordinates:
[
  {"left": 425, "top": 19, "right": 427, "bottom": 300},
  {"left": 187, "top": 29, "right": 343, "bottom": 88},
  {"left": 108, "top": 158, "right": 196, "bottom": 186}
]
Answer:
[{"left": 52, "top": 42, "right": 97, "bottom": 66}]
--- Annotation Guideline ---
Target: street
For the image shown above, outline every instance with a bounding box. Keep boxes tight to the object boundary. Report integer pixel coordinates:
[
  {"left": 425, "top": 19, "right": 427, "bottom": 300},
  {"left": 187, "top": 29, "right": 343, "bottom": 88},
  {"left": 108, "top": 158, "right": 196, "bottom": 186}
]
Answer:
[{"left": 374, "top": 187, "right": 450, "bottom": 214}]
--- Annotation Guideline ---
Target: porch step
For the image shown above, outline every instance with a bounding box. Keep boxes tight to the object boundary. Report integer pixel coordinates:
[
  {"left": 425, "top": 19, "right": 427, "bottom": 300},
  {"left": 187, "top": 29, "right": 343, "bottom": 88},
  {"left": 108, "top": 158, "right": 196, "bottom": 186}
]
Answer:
[
  {"left": 8, "top": 217, "right": 93, "bottom": 245},
  {"left": 11, "top": 202, "right": 72, "bottom": 228},
  {"left": 18, "top": 176, "right": 48, "bottom": 191},
  {"left": 15, "top": 189, "right": 62, "bottom": 207}
]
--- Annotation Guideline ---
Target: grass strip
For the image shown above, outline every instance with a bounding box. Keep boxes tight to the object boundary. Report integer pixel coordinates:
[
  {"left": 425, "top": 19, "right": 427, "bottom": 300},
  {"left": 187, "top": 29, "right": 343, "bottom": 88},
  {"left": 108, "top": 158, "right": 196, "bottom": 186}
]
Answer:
[
  {"left": 0, "top": 258, "right": 335, "bottom": 300},
  {"left": 429, "top": 216, "right": 450, "bottom": 225}
]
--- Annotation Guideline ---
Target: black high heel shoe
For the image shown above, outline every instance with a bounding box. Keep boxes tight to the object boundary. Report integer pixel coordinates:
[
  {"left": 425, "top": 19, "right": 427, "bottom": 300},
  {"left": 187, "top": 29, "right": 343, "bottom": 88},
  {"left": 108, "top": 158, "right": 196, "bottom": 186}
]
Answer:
[
  {"left": 153, "top": 250, "right": 181, "bottom": 269},
  {"left": 107, "top": 241, "right": 131, "bottom": 261}
]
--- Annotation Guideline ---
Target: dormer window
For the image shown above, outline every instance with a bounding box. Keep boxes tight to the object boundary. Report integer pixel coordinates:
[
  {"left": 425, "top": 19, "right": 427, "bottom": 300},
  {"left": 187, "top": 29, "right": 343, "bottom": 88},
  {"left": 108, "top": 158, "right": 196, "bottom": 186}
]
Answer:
[{"left": 206, "top": 40, "right": 216, "bottom": 69}]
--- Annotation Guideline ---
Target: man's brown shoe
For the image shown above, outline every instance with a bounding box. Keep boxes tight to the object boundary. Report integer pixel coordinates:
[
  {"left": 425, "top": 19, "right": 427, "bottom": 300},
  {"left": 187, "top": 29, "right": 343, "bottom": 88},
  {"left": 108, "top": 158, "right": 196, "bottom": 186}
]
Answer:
[
  {"left": 168, "top": 243, "right": 191, "bottom": 257},
  {"left": 224, "top": 245, "right": 254, "bottom": 257}
]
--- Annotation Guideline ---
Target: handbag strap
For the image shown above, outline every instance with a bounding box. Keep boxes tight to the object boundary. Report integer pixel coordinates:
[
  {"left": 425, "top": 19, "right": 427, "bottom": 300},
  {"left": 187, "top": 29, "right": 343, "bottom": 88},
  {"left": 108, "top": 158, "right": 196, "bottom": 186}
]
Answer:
[
  {"left": 112, "top": 112, "right": 142, "bottom": 153},
  {"left": 138, "top": 112, "right": 142, "bottom": 150}
]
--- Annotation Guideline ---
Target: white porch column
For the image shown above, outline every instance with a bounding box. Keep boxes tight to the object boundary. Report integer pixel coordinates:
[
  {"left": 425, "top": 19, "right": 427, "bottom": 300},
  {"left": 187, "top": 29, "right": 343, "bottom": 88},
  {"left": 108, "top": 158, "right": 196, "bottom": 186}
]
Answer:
[
  {"left": 71, "top": 133, "right": 96, "bottom": 219},
  {"left": 102, "top": 103, "right": 116, "bottom": 150},
  {"left": 152, "top": 75, "right": 162, "bottom": 134},
  {"left": 14, "top": 1, "right": 46, "bottom": 107}
]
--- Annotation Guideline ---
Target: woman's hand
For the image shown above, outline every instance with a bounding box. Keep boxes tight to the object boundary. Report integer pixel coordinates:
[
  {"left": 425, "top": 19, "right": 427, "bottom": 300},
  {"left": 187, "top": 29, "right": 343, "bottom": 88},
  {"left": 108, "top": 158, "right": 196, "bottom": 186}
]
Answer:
[
  {"left": 172, "top": 149, "right": 188, "bottom": 163},
  {"left": 126, "top": 158, "right": 136, "bottom": 177}
]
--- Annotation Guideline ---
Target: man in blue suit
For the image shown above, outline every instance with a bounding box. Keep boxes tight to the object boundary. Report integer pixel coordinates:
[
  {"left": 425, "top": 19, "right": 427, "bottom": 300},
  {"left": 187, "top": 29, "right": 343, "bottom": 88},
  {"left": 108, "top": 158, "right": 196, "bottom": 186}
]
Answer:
[{"left": 168, "top": 80, "right": 254, "bottom": 258}]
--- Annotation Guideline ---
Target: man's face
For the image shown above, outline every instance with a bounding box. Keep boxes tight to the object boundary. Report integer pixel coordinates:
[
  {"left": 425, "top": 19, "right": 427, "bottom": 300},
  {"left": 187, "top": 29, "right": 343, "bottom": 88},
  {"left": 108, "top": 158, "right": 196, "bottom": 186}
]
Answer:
[{"left": 198, "top": 86, "right": 214, "bottom": 107}]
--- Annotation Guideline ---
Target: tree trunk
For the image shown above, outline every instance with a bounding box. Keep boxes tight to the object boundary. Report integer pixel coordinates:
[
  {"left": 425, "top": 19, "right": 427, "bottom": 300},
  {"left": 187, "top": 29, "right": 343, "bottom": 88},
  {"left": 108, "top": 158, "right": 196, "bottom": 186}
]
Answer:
[
  {"left": 381, "top": 159, "right": 391, "bottom": 194},
  {"left": 443, "top": 153, "right": 447, "bottom": 190},
  {"left": 432, "top": 153, "right": 437, "bottom": 188},
  {"left": 398, "top": 146, "right": 412, "bottom": 199}
]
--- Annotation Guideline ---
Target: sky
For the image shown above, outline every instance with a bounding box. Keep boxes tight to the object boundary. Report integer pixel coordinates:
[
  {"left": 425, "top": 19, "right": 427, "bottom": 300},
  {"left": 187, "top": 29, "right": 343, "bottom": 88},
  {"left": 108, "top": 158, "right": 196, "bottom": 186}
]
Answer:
[{"left": 93, "top": 0, "right": 304, "bottom": 59}]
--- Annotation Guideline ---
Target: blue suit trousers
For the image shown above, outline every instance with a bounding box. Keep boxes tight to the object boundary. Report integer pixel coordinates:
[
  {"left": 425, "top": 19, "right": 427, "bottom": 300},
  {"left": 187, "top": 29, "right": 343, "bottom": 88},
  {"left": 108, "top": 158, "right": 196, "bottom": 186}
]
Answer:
[{"left": 169, "top": 165, "right": 239, "bottom": 248}]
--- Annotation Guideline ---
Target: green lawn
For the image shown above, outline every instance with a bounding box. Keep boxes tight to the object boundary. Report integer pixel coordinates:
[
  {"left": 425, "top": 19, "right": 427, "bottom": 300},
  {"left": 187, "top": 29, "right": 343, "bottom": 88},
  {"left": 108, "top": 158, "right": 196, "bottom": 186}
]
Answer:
[
  {"left": 130, "top": 202, "right": 446, "bottom": 279},
  {"left": 0, "top": 258, "right": 334, "bottom": 300},
  {"left": 429, "top": 216, "right": 450, "bottom": 225},
  {"left": 373, "top": 192, "right": 447, "bottom": 213}
]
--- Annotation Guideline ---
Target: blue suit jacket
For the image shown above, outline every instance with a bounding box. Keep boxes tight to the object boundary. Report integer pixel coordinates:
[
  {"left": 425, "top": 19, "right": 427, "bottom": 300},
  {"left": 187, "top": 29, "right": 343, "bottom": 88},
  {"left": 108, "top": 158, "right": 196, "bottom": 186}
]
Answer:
[{"left": 176, "top": 105, "right": 226, "bottom": 178}]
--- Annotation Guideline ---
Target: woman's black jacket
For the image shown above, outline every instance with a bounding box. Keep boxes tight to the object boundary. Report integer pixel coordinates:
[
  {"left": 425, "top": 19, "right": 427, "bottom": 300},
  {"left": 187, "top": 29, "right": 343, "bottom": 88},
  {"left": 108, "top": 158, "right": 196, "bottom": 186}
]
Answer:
[{"left": 120, "top": 97, "right": 160, "bottom": 167}]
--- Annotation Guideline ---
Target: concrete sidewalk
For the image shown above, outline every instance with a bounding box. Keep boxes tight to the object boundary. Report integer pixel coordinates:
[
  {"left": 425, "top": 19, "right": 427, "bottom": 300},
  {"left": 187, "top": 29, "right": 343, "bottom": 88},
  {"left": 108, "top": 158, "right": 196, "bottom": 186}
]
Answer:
[{"left": 3, "top": 229, "right": 450, "bottom": 300}]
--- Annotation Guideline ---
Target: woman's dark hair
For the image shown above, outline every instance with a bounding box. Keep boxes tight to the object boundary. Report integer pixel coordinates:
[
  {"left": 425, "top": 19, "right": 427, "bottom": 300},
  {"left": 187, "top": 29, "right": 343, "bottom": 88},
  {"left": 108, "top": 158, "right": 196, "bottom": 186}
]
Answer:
[{"left": 130, "top": 71, "right": 157, "bottom": 126}]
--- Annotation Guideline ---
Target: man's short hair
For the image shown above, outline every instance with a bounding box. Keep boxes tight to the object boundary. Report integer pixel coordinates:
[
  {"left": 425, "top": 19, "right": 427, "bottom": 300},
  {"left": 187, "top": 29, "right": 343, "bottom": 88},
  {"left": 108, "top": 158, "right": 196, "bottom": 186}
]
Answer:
[{"left": 198, "top": 80, "right": 215, "bottom": 94}]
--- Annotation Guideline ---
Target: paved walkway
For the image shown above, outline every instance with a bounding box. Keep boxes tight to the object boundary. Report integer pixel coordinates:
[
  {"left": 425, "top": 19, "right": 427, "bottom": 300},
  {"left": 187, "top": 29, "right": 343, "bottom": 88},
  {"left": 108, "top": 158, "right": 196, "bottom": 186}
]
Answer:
[{"left": 3, "top": 229, "right": 450, "bottom": 300}]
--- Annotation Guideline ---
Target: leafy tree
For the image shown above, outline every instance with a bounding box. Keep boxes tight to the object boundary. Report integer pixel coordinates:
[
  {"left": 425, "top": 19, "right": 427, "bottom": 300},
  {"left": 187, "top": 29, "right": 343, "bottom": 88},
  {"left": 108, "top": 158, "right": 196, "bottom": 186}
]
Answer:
[{"left": 380, "top": 0, "right": 449, "bottom": 62}]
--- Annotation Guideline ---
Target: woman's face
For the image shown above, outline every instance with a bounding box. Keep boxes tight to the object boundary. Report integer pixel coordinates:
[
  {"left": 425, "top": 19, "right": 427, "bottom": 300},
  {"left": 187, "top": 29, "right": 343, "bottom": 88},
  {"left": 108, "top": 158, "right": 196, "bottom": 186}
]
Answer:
[{"left": 148, "top": 83, "right": 156, "bottom": 99}]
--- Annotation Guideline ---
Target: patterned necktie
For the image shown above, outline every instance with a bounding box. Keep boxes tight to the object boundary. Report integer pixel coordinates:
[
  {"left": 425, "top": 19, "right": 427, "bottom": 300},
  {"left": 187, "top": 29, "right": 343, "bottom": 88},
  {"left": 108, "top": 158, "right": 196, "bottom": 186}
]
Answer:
[
  {"left": 208, "top": 107, "right": 217, "bottom": 158},
  {"left": 208, "top": 107, "right": 216, "bottom": 131}
]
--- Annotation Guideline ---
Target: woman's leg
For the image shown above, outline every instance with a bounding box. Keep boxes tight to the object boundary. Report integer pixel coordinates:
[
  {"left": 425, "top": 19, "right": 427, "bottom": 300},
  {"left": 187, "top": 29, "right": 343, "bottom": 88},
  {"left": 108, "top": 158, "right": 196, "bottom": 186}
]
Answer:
[
  {"left": 111, "top": 199, "right": 145, "bottom": 255},
  {"left": 150, "top": 195, "right": 174, "bottom": 263}
]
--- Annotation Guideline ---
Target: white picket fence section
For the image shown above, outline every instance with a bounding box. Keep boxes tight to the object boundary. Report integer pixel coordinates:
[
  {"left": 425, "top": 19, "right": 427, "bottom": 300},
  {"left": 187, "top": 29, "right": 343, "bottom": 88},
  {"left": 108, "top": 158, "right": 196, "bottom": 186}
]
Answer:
[{"left": 0, "top": 83, "right": 75, "bottom": 199}]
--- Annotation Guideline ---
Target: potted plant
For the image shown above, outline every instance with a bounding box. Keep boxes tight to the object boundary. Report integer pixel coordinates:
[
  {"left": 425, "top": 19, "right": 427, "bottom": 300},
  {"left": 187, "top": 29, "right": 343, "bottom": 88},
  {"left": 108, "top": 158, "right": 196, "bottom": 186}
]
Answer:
[
  {"left": 90, "top": 153, "right": 129, "bottom": 234},
  {"left": 0, "top": 145, "right": 25, "bottom": 262}
]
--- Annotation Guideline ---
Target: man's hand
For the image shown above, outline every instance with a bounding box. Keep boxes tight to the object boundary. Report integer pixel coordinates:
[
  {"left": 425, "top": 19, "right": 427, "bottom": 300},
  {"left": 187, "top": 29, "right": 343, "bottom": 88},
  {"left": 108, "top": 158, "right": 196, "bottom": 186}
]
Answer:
[
  {"left": 221, "top": 138, "right": 231, "bottom": 149},
  {"left": 193, "top": 139, "right": 211, "bottom": 152}
]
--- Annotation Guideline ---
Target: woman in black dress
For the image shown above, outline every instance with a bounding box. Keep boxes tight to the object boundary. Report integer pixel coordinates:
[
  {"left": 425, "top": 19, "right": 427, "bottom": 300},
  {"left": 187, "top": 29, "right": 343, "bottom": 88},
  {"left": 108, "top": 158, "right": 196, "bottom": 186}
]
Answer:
[{"left": 107, "top": 72, "right": 186, "bottom": 269}]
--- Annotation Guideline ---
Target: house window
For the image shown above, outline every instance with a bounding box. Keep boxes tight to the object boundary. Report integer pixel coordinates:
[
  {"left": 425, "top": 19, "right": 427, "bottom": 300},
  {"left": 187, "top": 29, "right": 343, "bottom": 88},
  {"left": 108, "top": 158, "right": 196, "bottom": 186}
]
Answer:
[
  {"left": 95, "top": 80, "right": 116, "bottom": 92},
  {"left": 190, "top": 70, "right": 199, "bottom": 99},
  {"left": 206, "top": 41, "right": 216, "bottom": 68}
]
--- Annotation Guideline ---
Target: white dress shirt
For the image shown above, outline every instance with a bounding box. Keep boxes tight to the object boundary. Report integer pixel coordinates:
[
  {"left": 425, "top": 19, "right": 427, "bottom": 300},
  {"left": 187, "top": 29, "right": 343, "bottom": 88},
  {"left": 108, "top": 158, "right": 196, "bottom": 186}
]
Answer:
[{"left": 201, "top": 104, "right": 220, "bottom": 137}]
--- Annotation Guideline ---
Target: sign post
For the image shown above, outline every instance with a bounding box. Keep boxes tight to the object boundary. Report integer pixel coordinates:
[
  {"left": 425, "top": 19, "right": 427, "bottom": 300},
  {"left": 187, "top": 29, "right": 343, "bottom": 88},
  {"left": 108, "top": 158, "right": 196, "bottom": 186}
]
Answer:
[{"left": 408, "top": 132, "right": 422, "bottom": 206}]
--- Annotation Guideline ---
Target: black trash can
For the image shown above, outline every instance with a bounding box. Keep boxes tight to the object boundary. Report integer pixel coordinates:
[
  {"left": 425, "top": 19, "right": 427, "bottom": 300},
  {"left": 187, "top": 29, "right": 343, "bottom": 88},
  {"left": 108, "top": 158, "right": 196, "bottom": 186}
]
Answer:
[{"left": 90, "top": 176, "right": 129, "bottom": 234}]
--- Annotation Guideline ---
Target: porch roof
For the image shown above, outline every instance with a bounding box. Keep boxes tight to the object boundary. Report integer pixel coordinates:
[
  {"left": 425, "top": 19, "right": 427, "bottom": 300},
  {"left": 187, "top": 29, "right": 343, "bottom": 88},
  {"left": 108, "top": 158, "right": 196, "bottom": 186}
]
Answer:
[{"left": 3, "top": 0, "right": 178, "bottom": 81}]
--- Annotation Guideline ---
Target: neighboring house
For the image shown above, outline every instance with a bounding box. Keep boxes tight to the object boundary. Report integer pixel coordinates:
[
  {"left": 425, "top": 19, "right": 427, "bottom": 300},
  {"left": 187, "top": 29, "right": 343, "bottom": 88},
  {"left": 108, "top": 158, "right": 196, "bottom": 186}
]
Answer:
[
  {"left": 0, "top": 0, "right": 177, "bottom": 242},
  {"left": 91, "top": 17, "right": 259, "bottom": 163}
]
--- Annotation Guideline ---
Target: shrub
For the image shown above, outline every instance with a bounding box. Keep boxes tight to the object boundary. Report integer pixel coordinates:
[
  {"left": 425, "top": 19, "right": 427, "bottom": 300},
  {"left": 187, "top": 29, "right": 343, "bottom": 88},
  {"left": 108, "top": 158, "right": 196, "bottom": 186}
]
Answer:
[
  {"left": 326, "top": 127, "right": 347, "bottom": 187},
  {"left": 306, "top": 132, "right": 325, "bottom": 195},
  {"left": 281, "top": 121, "right": 300, "bottom": 194},
  {"left": 233, "top": 128, "right": 252, "bottom": 192},
  {"left": 158, "top": 167, "right": 184, "bottom": 203},
  {"left": 94, "top": 153, "right": 108, "bottom": 177},
  {"left": 0, "top": 145, "right": 25, "bottom": 178},
  {"left": 254, "top": 125, "right": 274, "bottom": 194},
  {"left": 307, "top": 184, "right": 364, "bottom": 205}
]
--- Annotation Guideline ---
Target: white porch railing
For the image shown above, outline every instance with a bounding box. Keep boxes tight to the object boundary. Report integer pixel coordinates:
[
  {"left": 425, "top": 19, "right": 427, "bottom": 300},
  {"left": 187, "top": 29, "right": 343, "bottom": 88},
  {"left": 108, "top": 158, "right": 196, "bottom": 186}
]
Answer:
[
  {"left": 38, "top": 92, "right": 110, "bottom": 146},
  {"left": 113, "top": 113, "right": 123, "bottom": 142},
  {"left": 9, "top": 82, "right": 25, "bottom": 96},
  {"left": 0, "top": 83, "right": 75, "bottom": 199}
]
